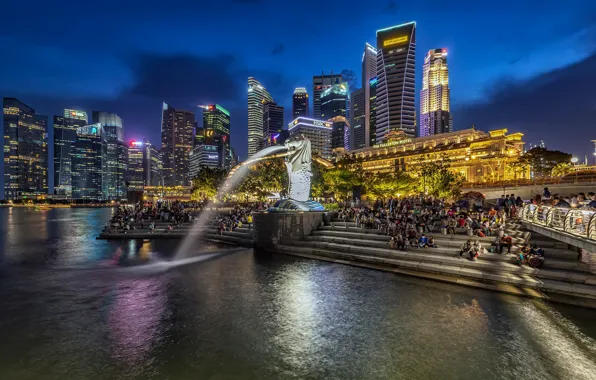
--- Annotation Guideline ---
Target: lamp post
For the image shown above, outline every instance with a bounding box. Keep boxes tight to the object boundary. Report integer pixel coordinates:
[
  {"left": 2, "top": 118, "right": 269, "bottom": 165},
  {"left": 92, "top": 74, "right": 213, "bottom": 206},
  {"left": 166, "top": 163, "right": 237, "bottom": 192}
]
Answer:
[{"left": 571, "top": 157, "right": 579, "bottom": 183}]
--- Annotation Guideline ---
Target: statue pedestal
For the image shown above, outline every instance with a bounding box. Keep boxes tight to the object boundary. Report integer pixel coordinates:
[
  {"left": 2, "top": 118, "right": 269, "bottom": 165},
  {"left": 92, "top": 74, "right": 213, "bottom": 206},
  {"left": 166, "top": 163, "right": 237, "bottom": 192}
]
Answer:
[{"left": 253, "top": 212, "right": 327, "bottom": 251}]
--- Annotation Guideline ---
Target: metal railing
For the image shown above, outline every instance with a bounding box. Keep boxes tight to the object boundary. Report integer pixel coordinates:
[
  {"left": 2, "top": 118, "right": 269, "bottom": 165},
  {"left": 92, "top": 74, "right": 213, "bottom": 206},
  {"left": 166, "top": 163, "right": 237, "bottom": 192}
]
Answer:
[{"left": 519, "top": 204, "right": 596, "bottom": 240}]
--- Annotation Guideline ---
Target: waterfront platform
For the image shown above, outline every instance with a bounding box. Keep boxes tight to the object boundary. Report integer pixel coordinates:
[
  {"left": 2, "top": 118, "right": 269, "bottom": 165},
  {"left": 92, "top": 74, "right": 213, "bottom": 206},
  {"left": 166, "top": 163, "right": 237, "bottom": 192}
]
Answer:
[{"left": 97, "top": 216, "right": 596, "bottom": 308}]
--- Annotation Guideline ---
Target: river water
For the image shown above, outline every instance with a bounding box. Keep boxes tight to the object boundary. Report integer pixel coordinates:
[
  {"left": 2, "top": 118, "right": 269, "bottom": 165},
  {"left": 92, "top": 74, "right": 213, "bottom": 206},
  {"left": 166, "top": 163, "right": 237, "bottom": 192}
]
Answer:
[{"left": 1, "top": 207, "right": 596, "bottom": 380}]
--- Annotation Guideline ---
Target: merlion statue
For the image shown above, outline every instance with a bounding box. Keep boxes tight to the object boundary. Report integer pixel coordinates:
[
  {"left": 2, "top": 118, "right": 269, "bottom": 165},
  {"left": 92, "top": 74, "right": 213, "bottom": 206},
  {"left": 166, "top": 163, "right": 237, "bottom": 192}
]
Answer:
[{"left": 284, "top": 135, "right": 312, "bottom": 202}]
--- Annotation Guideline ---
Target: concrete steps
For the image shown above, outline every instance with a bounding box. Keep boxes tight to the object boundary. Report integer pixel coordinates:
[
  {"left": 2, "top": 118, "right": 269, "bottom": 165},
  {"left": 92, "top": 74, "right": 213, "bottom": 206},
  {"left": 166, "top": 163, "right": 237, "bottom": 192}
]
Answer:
[{"left": 275, "top": 242, "right": 596, "bottom": 301}]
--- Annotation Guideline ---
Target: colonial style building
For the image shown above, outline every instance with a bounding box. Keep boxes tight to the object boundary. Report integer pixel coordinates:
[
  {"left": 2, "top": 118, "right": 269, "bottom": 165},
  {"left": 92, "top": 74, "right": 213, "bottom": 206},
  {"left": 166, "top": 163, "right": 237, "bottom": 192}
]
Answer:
[{"left": 336, "top": 128, "right": 526, "bottom": 183}]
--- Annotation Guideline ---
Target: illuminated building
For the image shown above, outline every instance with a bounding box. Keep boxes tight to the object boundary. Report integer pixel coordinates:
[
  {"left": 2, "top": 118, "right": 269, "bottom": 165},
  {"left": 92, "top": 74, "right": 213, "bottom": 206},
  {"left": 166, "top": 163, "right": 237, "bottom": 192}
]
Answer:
[
  {"left": 350, "top": 88, "right": 365, "bottom": 150},
  {"left": 420, "top": 49, "right": 452, "bottom": 137},
  {"left": 143, "top": 186, "right": 191, "bottom": 202},
  {"left": 92, "top": 111, "right": 127, "bottom": 200},
  {"left": 248, "top": 77, "right": 273, "bottom": 156},
  {"left": 330, "top": 116, "right": 350, "bottom": 154},
  {"left": 127, "top": 139, "right": 162, "bottom": 190},
  {"left": 3, "top": 98, "right": 48, "bottom": 200},
  {"left": 263, "top": 101, "right": 284, "bottom": 148},
  {"left": 292, "top": 88, "right": 309, "bottom": 118},
  {"left": 71, "top": 124, "right": 106, "bottom": 200},
  {"left": 195, "top": 126, "right": 205, "bottom": 148},
  {"left": 376, "top": 21, "right": 416, "bottom": 142},
  {"left": 313, "top": 72, "right": 342, "bottom": 119},
  {"left": 320, "top": 82, "right": 348, "bottom": 120},
  {"left": 202, "top": 104, "right": 231, "bottom": 170},
  {"left": 362, "top": 43, "right": 377, "bottom": 147},
  {"left": 161, "top": 102, "right": 194, "bottom": 186},
  {"left": 288, "top": 117, "right": 332, "bottom": 159},
  {"left": 189, "top": 145, "right": 221, "bottom": 177},
  {"left": 369, "top": 77, "right": 378, "bottom": 145},
  {"left": 338, "top": 128, "right": 526, "bottom": 183},
  {"left": 64, "top": 109, "right": 88, "bottom": 121},
  {"left": 54, "top": 110, "right": 87, "bottom": 196}
]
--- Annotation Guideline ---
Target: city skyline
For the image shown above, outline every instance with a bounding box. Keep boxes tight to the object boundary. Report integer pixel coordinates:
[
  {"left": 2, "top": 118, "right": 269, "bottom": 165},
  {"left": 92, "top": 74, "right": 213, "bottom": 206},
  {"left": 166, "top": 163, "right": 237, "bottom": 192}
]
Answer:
[{"left": 1, "top": 1, "right": 595, "bottom": 169}]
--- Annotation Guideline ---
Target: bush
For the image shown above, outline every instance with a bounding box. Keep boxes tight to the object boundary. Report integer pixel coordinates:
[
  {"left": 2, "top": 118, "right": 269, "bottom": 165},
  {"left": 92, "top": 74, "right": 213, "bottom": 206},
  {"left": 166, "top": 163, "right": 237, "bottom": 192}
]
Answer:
[{"left": 322, "top": 202, "right": 340, "bottom": 211}]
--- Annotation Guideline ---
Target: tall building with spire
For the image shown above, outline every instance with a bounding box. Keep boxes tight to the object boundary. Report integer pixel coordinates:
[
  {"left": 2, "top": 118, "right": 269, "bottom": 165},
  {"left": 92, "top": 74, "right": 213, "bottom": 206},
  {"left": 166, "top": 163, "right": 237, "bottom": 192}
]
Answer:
[
  {"left": 248, "top": 77, "right": 273, "bottom": 156},
  {"left": 362, "top": 43, "right": 377, "bottom": 147},
  {"left": 376, "top": 21, "right": 416, "bottom": 142},
  {"left": 313, "top": 72, "right": 342, "bottom": 120},
  {"left": 292, "top": 88, "right": 309, "bottom": 118},
  {"left": 420, "top": 48, "right": 452, "bottom": 137}
]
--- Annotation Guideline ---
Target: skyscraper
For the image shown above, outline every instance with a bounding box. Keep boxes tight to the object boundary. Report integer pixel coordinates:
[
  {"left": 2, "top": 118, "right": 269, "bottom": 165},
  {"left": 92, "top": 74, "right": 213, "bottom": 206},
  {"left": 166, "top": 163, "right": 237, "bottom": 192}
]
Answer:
[
  {"left": 54, "top": 110, "right": 87, "bottom": 196},
  {"left": 161, "top": 103, "right": 194, "bottom": 186},
  {"left": 369, "top": 77, "right": 378, "bottom": 145},
  {"left": 127, "top": 139, "right": 162, "bottom": 190},
  {"left": 288, "top": 117, "right": 332, "bottom": 159},
  {"left": 330, "top": 116, "right": 350, "bottom": 153},
  {"left": 71, "top": 124, "right": 106, "bottom": 200},
  {"left": 420, "top": 48, "right": 452, "bottom": 137},
  {"left": 320, "top": 83, "right": 348, "bottom": 120},
  {"left": 263, "top": 101, "right": 284, "bottom": 147},
  {"left": 3, "top": 98, "right": 48, "bottom": 200},
  {"left": 202, "top": 104, "right": 231, "bottom": 170},
  {"left": 376, "top": 21, "right": 416, "bottom": 142},
  {"left": 92, "top": 111, "right": 127, "bottom": 200},
  {"left": 248, "top": 77, "right": 273, "bottom": 157},
  {"left": 362, "top": 43, "right": 377, "bottom": 147},
  {"left": 313, "top": 72, "right": 342, "bottom": 119},
  {"left": 350, "top": 88, "right": 366, "bottom": 150},
  {"left": 292, "top": 88, "right": 309, "bottom": 118}
]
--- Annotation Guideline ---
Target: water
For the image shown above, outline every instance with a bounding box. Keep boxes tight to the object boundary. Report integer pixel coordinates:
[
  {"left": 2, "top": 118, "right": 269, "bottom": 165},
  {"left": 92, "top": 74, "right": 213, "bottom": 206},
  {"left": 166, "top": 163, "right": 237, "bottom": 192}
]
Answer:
[
  {"left": 1, "top": 208, "right": 596, "bottom": 380},
  {"left": 174, "top": 145, "right": 287, "bottom": 258}
]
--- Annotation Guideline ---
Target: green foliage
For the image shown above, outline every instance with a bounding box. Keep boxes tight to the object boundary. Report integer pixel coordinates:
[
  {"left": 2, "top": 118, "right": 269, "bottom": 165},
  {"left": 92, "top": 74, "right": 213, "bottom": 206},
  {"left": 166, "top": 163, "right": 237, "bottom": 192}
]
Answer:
[
  {"left": 322, "top": 166, "right": 356, "bottom": 202},
  {"left": 236, "top": 158, "right": 288, "bottom": 198},
  {"left": 191, "top": 166, "right": 228, "bottom": 200},
  {"left": 310, "top": 159, "right": 327, "bottom": 198},
  {"left": 365, "top": 171, "right": 414, "bottom": 199},
  {"left": 411, "top": 155, "right": 464, "bottom": 199},
  {"left": 321, "top": 202, "right": 340, "bottom": 211},
  {"left": 518, "top": 147, "right": 572, "bottom": 178}
]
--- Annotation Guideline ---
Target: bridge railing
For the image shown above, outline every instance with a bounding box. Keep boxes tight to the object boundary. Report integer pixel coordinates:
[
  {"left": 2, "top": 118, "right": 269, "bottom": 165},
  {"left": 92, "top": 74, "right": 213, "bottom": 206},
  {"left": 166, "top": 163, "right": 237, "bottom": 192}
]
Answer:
[{"left": 520, "top": 204, "right": 596, "bottom": 240}]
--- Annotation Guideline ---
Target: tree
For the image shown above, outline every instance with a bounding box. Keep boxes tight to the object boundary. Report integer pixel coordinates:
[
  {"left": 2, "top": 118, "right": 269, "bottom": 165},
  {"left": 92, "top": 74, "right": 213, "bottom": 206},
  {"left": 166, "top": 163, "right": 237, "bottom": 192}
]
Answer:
[
  {"left": 310, "top": 159, "right": 327, "bottom": 199},
  {"left": 552, "top": 162, "right": 572, "bottom": 178},
  {"left": 191, "top": 166, "right": 227, "bottom": 200},
  {"left": 322, "top": 166, "right": 356, "bottom": 204},
  {"left": 411, "top": 155, "right": 464, "bottom": 199},
  {"left": 518, "top": 147, "right": 571, "bottom": 178},
  {"left": 365, "top": 171, "right": 414, "bottom": 200},
  {"left": 236, "top": 158, "right": 288, "bottom": 199}
]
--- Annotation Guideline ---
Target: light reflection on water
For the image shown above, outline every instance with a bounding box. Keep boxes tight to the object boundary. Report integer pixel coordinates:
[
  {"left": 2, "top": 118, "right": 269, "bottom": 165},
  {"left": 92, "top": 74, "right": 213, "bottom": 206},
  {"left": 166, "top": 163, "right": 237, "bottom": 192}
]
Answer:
[{"left": 1, "top": 208, "right": 596, "bottom": 379}]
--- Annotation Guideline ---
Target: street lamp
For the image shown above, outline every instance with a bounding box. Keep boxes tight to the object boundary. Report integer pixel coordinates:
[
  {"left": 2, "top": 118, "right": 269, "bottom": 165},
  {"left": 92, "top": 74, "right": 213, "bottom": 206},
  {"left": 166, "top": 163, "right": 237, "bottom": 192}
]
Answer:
[{"left": 571, "top": 157, "right": 579, "bottom": 183}]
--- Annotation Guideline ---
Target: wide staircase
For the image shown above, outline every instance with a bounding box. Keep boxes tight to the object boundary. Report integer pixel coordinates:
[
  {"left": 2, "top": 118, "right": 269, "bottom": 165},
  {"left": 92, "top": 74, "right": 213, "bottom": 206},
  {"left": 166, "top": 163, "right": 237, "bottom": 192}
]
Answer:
[{"left": 275, "top": 218, "right": 596, "bottom": 308}]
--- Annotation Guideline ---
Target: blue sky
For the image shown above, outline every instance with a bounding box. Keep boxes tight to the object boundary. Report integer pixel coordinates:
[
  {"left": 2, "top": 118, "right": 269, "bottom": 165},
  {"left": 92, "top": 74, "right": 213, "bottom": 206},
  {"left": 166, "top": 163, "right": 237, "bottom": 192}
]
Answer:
[{"left": 2, "top": 0, "right": 596, "bottom": 167}]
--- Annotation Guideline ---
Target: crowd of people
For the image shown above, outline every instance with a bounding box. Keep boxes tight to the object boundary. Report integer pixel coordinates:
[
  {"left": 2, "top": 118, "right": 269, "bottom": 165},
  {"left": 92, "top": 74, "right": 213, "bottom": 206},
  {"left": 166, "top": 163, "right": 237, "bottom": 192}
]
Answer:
[{"left": 532, "top": 187, "right": 596, "bottom": 209}]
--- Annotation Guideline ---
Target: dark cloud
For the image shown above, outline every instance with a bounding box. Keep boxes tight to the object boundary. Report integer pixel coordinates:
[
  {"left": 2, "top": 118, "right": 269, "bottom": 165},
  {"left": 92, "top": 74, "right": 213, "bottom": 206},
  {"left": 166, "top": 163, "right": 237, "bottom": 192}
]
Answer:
[
  {"left": 126, "top": 53, "right": 241, "bottom": 105},
  {"left": 455, "top": 51, "right": 596, "bottom": 157},
  {"left": 386, "top": 0, "right": 399, "bottom": 13},
  {"left": 271, "top": 44, "right": 285, "bottom": 55}
]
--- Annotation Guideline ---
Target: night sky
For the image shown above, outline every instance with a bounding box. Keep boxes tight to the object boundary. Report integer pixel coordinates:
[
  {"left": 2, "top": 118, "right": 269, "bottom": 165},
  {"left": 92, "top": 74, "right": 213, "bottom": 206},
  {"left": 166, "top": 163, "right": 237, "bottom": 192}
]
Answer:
[{"left": 2, "top": 0, "right": 596, "bottom": 178}]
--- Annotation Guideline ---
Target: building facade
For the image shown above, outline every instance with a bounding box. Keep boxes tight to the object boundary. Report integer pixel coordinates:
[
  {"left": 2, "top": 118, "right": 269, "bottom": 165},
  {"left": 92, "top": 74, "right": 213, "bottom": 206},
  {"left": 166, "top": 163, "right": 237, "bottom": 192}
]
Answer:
[
  {"left": 71, "top": 124, "right": 106, "bottom": 200},
  {"left": 337, "top": 128, "right": 526, "bottom": 183},
  {"left": 54, "top": 111, "right": 87, "bottom": 196},
  {"left": 362, "top": 43, "right": 377, "bottom": 147},
  {"left": 93, "top": 112, "right": 127, "bottom": 200},
  {"left": 292, "top": 88, "right": 309, "bottom": 119},
  {"left": 3, "top": 98, "right": 48, "bottom": 200},
  {"left": 263, "top": 101, "right": 284, "bottom": 148},
  {"left": 189, "top": 144, "right": 221, "bottom": 178},
  {"left": 330, "top": 116, "right": 351, "bottom": 154},
  {"left": 202, "top": 104, "right": 231, "bottom": 170},
  {"left": 376, "top": 21, "right": 416, "bottom": 142},
  {"left": 350, "top": 88, "right": 366, "bottom": 150},
  {"left": 127, "top": 139, "right": 162, "bottom": 190},
  {"left": 313, "top": 72, "right": 342, "bottom": 120},
  {"left": 161, "top": 102, "right": 194, "bottom": 186},
  {"left": 288, "top": 117, "right": 332, "bottom": 160},
  {"left": 420, "top": 49, "right": 452, "bottom": 137},
  {"left": 320, "top": 83, "right": 348, "bottom": 120},
  {"left": 248, "top": 77, "right": 273, "bottom": 157}
]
